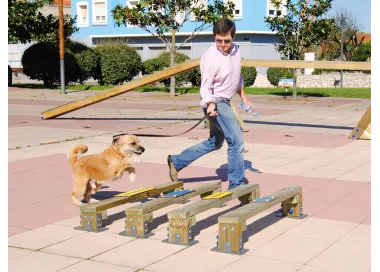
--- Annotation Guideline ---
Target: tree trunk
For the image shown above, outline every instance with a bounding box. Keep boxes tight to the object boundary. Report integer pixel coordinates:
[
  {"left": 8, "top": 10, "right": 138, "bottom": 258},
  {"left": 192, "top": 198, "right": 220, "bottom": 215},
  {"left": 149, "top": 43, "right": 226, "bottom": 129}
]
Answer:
[
  {"left": 169, "top": 30, "right": 176, "bottom": 97},
  {"left": 292, "top": 68, "right": 301, "bottom": 100}
]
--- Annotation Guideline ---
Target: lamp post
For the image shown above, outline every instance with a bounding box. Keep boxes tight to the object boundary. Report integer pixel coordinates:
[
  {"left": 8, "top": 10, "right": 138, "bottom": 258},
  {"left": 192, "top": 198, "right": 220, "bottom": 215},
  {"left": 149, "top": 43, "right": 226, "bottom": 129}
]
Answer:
[{"left": 58, "top": 0, "right": 65, "bottom": 94}]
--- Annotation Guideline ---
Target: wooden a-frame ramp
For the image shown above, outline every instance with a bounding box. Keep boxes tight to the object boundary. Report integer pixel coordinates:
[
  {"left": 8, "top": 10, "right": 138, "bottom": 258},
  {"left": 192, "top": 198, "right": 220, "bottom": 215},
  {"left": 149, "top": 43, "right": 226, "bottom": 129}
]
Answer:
[{"left": 40, "top": 59, "right": 370, "bottom": 120}]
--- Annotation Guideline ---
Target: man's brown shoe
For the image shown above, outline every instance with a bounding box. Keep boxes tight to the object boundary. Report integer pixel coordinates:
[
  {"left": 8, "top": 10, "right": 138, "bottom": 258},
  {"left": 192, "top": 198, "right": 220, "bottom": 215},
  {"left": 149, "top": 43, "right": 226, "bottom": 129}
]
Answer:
[{"left": 167, "top": 155, "right": 179, "bottom": 182}]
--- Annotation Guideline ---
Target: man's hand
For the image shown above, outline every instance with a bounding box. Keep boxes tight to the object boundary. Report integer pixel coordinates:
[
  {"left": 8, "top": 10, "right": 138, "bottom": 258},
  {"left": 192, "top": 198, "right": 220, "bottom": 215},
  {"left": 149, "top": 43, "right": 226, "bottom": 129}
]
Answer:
[
  {"left": 238, "top": 88, "right": 255, "bottom": 111},
  {"left": 207, "top": 102, "right": 217, "bottom": 117},
  {"left": 241, "top": 99, "right": 255, "bottom": 111}
]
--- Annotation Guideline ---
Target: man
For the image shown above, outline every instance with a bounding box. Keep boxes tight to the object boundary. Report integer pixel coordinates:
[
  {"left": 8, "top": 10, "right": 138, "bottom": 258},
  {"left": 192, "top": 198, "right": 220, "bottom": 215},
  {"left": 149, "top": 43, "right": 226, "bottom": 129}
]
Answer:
[{"left": 167, "top": 18, "right": 255, "bottom": 190}]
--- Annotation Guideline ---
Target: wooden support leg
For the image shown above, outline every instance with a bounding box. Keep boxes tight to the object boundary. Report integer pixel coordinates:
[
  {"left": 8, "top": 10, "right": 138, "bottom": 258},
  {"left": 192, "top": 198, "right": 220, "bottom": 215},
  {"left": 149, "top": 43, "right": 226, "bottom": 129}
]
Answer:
[
  {"left": 216, "top": 222, "right": 245, "bottom": 254},
  {"left": 167, "top": 217, "right": 196, "bottom": 245},
  {"left": 281, "top": 193, "right": 303, "bottom": 217},
  {"left": 238, "top": 189, "right": 260, "bottom": 206},
  {"left": 231, "top": 102, "right": 249, "bottom": 132},
  {"left": 79, "top": 212, "right": 103, "bottom": 231},
  {"left": 124, "top": 213, "right": 153, "bottom": 238}
]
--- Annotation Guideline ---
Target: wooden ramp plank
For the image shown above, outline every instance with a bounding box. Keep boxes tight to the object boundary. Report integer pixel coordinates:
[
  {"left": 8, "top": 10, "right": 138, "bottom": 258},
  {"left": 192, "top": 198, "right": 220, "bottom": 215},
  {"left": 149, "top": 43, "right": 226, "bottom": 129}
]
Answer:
[
  {"left": 41, "top": 59, "right": 201, "bottom": 119},
  {"left": 218, "top": 187, "right": 302, "bottom": 224},
  {"left": 349, "top": 106, "right": 371, "bottom": 140},
  {"left": 122, "top": 182, "right": 221, "bottom": 238},
  {"left": 230, "top": 102, "right": 249, "bottom": 132},
  {"left": 80, "top": 182, "right": 183, "bottom": 213},
  {"left": 125, "top": 182, "right": 221, "bottom": 216}
]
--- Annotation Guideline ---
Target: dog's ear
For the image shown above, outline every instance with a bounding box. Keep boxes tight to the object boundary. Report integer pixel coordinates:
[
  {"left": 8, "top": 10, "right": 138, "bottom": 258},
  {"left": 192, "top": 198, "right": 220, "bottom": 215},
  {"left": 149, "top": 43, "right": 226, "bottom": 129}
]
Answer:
[{"left": 112, "top": 133, "right": 128, "bottom": 145}]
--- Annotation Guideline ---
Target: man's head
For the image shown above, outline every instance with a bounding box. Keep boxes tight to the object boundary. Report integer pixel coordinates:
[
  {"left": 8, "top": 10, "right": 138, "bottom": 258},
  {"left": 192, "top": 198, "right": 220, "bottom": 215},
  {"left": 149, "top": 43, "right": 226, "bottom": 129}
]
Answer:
[{"left": 213, "top": 18, "right": 236, "bottom": 54}]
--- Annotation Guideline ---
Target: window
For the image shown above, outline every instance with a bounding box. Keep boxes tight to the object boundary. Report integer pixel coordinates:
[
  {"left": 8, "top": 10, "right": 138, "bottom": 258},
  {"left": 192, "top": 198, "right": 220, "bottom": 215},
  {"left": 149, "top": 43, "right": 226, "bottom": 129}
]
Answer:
[
  {"left": 231, "top": 0, "right": 242, "bottom": 19},
  {"left": 127, "top": 0, "right": 139, "bottom": 8},
  {"left": 126, "top": 0, "right": 139, "bottom": 27},
  {"left": 93, "top": 0, "right": 107, "bottom": 25},
  {"left": 222, "top": 0, "right": 242, "bottom": 20},
  {"left": 77, "top": 2, "right": 89, "bottom": 26},
  {"left": 268, "top": 0, "right": 286, "bottom": 17},
  {"left": 190, "top": 0, "right": 208, "bottom": 22}
]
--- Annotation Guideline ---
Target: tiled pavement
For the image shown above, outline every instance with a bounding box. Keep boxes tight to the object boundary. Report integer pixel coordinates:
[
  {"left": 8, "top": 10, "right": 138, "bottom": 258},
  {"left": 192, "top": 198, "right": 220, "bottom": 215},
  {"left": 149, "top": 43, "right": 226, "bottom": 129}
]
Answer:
[{"left": 8, "top": 88, "right": 371, "bottom": 271}]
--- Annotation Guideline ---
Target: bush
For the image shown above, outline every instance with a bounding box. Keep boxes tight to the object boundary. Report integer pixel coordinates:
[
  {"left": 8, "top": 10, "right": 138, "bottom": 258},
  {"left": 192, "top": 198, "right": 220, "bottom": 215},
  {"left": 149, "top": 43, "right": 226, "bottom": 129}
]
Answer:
[
  {"left": 142, "top": 51, "right": 200, "bottom": 86},
  {"left": 186, "top": 67, "right": 201, "bottom": 87},
  {"left": 22, "top": 42, "right": 80, "bottom": 85},
  {"left": 94, "top": 42, "right": 142, "bottom": 85},
  {"left": 352, "top": 42, "right": 371, "bottom": 62},
  {"left": 241, "top": 66, "right": 257, "bottom": 87},
  {"left": 267, "top": 67, "right": 294, "bottom": 86},
  {"left": 312, "top": 68, "right": 371, "bottom": 75},
  {"left": 66, "top": 41, "right": 99, "bottom": 84}
]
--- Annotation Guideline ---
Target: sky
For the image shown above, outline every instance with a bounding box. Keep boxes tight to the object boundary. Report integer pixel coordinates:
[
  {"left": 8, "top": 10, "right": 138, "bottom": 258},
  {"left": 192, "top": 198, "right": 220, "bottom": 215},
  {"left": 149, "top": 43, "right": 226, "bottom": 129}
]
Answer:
[{"left": 327, "top": 0, "right": 371, "bottom": 33}]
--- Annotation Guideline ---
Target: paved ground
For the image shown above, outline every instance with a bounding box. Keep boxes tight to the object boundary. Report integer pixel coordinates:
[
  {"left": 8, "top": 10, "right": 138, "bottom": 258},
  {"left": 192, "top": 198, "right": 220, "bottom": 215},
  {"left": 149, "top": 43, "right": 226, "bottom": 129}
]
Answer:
[{"left": 8, "top": 87, "right": 371, "bottom": 272}]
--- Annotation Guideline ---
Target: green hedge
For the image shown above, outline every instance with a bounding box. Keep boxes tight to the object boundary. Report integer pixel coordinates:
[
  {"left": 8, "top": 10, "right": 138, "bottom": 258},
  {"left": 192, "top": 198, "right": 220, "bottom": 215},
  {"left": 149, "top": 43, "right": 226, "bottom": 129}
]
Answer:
[
  {"left": 94, "top": 42, "right": 142, "bottom": 85},
  {"left": 142, "top": 51, "right": 201, "bottom": 87},
  {"left": 66, "top": 41, "right": 99, "bottom": 84},
  {"left": 241, "top": 66, "right": 257, "bottom": 87},
  {"left": 267, "top": 67, "right": 294, "bottom": 86},
  {"left": 22, "top": 42, "right": 81, "bottom": 85}
]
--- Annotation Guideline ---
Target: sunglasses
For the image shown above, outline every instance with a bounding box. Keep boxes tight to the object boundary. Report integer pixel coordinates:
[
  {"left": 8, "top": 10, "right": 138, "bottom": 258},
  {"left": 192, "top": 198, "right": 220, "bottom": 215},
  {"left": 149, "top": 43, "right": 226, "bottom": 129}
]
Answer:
[{"left": 216, "top": 39, "right": 232, "bottom": 44}]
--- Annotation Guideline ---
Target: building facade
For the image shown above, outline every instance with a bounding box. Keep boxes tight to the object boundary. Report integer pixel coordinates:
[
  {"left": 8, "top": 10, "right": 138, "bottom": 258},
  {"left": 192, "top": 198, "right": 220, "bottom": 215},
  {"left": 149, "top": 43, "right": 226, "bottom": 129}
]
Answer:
[{"left": 71, "top": 0, "right": 285, "bottom": 74}]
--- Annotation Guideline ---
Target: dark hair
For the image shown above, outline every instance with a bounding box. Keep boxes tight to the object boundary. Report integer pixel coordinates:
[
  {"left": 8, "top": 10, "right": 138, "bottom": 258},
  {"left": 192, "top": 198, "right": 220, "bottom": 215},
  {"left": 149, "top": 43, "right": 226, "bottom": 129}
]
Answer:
[{"left": 213, "top": 18, "right": 236, "bottom": 37}]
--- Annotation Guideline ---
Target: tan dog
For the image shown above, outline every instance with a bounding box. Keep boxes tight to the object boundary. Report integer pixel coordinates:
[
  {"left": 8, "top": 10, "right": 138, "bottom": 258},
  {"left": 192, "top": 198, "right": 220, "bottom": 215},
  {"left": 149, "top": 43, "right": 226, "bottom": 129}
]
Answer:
[{"left": 68, "top": 134, "right": 145, "bottom": 206}]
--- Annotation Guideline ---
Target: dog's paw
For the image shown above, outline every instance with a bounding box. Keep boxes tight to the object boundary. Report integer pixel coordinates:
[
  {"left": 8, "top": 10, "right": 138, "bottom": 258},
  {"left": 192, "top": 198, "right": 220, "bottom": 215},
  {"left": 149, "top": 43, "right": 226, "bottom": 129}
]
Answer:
[
  {"left": 74, "top": 201, "right": 84, "bottom": 207},
  {"left": 129, "top": 172, "right": 136, "bottom": 183},
  {"left": 90, "top": 198, "right": 99, "bottom": 204}
]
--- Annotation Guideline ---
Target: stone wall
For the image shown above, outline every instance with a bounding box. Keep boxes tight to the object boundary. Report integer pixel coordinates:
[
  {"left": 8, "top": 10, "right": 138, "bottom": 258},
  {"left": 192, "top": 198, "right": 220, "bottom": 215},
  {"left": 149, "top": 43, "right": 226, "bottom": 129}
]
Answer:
[
  {"left": 251, "top": 72, "right": 371, "bottom": 88},
  {"left": 297, "top": 72, "right": 371, "bottom": 88}
]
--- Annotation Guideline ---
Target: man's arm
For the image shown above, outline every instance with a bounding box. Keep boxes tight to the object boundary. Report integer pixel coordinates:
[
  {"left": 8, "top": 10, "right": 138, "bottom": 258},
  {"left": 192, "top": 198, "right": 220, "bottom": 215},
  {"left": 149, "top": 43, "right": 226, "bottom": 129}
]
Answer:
[
  {"left": 237, "top": 76, "right": 255, "bottom": 110},
  {"left": 199, "top": 53, "right": 216, "bottom": 109}
]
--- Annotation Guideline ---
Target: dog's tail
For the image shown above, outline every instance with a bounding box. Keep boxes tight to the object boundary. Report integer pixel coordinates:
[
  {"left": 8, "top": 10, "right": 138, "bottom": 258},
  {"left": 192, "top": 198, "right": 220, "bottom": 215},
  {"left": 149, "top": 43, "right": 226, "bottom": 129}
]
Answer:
[{"left": 68, "top": 144, "right": 88, "bottom": 169}]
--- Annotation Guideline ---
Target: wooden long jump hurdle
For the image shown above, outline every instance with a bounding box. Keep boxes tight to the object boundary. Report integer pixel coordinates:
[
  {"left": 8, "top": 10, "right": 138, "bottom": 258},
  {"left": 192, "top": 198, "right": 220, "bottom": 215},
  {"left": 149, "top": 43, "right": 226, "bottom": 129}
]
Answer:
[
  {"left": 121, "top": 182, "right": 222, "bottom": 238},
  {"left": 75, "top": 182, "right": 183, "bottom": 232},
  {"left": 163, "top": 184, "right": 260, "bottom": 246},
  {"left": 213, "top": 186, "right": 304, "bottom": 255}
]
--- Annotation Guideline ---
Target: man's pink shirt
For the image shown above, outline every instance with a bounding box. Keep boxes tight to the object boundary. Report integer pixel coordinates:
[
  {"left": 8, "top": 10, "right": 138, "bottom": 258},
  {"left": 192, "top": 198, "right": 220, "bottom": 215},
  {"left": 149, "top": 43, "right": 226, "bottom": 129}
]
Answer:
[{"left": 200, "top": 43, "right": 244, "bottom": 108}]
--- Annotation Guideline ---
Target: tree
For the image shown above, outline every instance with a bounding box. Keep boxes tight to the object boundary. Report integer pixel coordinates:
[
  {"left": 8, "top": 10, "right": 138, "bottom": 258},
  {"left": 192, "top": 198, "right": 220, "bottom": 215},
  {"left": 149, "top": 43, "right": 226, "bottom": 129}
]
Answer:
[
  {"left": 111, "top": 0, "right": 235, "bottom": 97},
  {"left": 264, "top": 0, "right": 336, "bottom": 99},
  {"left": 319, "top": 8, "right": 366, "bottom": 61},
  {"left": 8, "top": 0, "right": 78, "bottom": 44}
]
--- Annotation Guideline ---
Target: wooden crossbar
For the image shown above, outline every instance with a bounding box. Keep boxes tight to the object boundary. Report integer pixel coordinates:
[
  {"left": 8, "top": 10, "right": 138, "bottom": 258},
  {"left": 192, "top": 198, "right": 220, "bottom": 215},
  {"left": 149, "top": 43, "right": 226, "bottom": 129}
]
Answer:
[
  {"left": 163, "top": 184, "right": 260, "bottom": 246},
  {"left": 214, "top": 186, "right": 303, "bottom": 254},
  {"left": 122, "top": 182, "right": 221, "bottom": 238},
  {"left": 76, "top": 182, "right": 183, "bottom": 232},
  {"left": 241, "top": 59, "right": 371, "bottom": 70},
  {"left": 40, "top": 59, "right": 370, "bottom": 120}
]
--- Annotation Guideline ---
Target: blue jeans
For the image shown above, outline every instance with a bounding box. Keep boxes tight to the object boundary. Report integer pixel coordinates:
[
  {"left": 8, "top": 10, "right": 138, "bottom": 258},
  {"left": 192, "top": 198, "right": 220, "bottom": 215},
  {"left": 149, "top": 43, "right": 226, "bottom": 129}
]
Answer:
[{"left": 171, "top": 97, "right": 245, "bottom": 190}]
